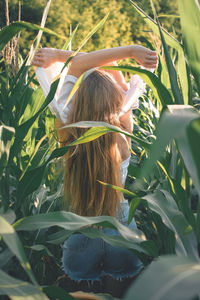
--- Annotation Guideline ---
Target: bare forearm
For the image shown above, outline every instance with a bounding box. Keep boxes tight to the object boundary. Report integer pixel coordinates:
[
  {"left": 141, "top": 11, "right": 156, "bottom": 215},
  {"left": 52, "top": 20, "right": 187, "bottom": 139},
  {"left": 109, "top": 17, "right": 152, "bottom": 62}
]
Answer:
[
  {"left": 53, "top": 49, "right": 73, "bottom": 62},
  {"left": 68, "top": 46, "right": 134, "bottom": 77},
  {"left": 32, "top": 48, "right": 86, "bottom": 68},
  {"left": 54, "top": 49, "right": 86, "bottom": 62},
  {"left": 68, "top": 45, "right": 158, "bottom": 77},
  {"left": 32, "top": 45, "right": 158, "bottom": 76}
]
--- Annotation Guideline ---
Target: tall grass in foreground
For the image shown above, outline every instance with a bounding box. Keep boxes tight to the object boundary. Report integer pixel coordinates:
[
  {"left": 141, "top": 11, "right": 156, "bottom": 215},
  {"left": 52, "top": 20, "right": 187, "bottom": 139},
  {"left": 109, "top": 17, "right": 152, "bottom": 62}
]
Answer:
[{"left": 0, "top": 0, "right": 200, "bottom": 299}]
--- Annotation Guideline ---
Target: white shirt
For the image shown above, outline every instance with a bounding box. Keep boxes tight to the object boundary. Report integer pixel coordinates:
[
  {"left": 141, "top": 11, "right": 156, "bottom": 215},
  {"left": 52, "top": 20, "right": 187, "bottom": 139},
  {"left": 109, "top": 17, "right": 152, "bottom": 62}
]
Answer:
[{"left": 35, "top": 63, "right": 146, "bottom": 124}]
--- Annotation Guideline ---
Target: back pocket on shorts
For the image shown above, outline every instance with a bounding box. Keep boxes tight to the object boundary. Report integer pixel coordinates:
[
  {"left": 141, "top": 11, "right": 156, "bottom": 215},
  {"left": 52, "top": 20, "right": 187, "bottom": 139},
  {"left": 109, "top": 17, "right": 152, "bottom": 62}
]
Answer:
[{"left": 64, "top": 234, "right": 88, "bottom": 253}]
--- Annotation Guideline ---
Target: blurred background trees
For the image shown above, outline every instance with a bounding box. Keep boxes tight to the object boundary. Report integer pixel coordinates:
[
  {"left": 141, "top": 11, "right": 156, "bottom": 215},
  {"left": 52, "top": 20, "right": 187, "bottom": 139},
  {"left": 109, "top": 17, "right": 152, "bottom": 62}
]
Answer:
[{"left": 0, "top": 0, "right": 180, "bottom": 54}]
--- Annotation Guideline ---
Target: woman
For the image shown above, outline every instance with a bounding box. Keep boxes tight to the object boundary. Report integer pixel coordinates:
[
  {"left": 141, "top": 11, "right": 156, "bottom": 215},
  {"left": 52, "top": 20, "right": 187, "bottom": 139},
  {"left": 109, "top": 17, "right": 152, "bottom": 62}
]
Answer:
[{"left": 32, "top": 45, "right": 158, "bottom": 296}]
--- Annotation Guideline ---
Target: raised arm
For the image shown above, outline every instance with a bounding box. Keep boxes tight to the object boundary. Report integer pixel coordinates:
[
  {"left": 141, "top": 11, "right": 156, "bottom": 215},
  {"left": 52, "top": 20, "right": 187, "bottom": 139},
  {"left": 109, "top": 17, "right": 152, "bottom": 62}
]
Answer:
[
  {"left": 32, "top": 48, "right": 129, "bottom": 91},
  {"left": 32, "top": 45, "right": 158, "bottom": 76},
  {"left": 32, "top": 48, "right": 86, "bottom": 68},
  {"left": 68, "top": 45, "right": 158, "bottom": 77}
]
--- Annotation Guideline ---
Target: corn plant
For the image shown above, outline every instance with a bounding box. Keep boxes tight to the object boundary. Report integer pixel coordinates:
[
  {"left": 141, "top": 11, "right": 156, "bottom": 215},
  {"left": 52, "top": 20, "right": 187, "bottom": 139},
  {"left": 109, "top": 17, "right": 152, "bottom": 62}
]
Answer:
[
  {"left": 0, "top": 0, "right": 200, "bottom": 299},
  {"left": 122, "top": 0, "right": 200, "bottom": 298}
]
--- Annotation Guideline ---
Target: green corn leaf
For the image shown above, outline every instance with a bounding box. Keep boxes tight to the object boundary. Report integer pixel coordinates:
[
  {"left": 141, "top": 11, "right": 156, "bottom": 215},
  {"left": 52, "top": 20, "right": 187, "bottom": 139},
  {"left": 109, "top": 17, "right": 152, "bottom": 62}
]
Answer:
[
  {"left": 10, "top": 14, "right": 109, "bottom": 160},
  {"left": 128, "top": 198, "right": 143, "bottom": 225},
  {"left": 178, "top": 0, "right": 200, "bottom": 94},
  {"left": 0, "top": 249, "right": 13, "bottom": 269},
  {"left": 19, "top": 87, "right": 45, "bottom": 125},
  {"left": 186, "top": 118, "right": 200, "bottom": 187},
  {"left": 29, "top": 244, "right": 53, "bottom": 257},
  {"left": 18, "top": 121, "right": 150, "bottom": 199},
  {"left": 172, "top": 178, "right": 197, "bottom": 231},
  {"left": 160, "top": 152, "right": 196, "bottom": 230},
  {"left": 140, "top": 105, "right": 200, "bottom": 195},
  {"left": 76, "top": 13, "right": 109, "bottom": 54},
  {"left": 8, "top": 57, "right": 29, "bottom": 93},
  {"left": 98, "top": 180, "right": 137, "bottom": 197},
  {"left": 156, "top": 17, "right": 183, "bottom": 104},
  {"left": 100, "top": 65, "right": 173, "bottom": 107},
  {"left": 17, "top": 144, "right": 70, "bottom": 200},
  {"left": 176, "top": 116, "right": 200, "bottom": 198},
  {"left": 27, "top": 0, "right": 52, "bottom": 65},
  {"left": 128, "top": 0, "right": 180, "bottom": 48},
  {"left": 197, "top": 200, "right": 200, "bottom": 243},
  {"left": 47, "top": 227, "right": 157, "bottom": 258},
  {"left": 0, "top": 125, "right": 15, "bottom": 178},
  {"left": 19, "top": 134, "right": 47, "bottom": 181},
  {"left": 62, "top": 73, "right": 84, "bottom": 110},
  {"left": 124, "top": 255, "right": 200, "bottom": 300},
  {"left": 143, "top": 190, "right": 198, "bottom": 259},
  {"left": 10, "top": 79, "right": 59, "bottom": 160},
  {"left": 157, "top": 14, "right": 180, "bottom": 19},
  {"left": 61, "top": 14, "right": 109, "bottom": 71},
  {"left": 14, "top": 211, "right": 157, "bottom": 257},
  {"left": 98, "top": 181, "right": 143, "bottom": 225},
  {"left": 43, "top": 286, "right": 75, "bottom": 300},
  {"left": 0, "top": 21, "right": 66, "bottom": 52},
  {"left": 0, "top": 216, "right": 38, "bottom": 286},
  {"left": 61, "top": 121, "right": 150, "bottom": 149},
  {"left": 0, "top": 270, "right": 48, "bottom": 300},
  {"left": 129, "top": 0, "right": 189, "bottom": 105},
  {"left": 62, "top": 24, "right": 79, "bottom": 50}
]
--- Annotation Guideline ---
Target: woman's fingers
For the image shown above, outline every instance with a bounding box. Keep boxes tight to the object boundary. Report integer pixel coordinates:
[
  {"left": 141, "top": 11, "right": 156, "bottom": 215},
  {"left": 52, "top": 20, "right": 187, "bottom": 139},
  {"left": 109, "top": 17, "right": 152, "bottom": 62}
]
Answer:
[
  {"left": 132, "top": 45, "right": 158, "bottom": 68},
  {"left": 144, "top": 52, "right": 158, "bottom": 68},
  {"left": 146, "top": 55, "right": 158, "bottom": 61},
  {"left": 32, "top": 48, "right": 57, "bottom": 68},
  {"left": 32, "top": 55, "right": 44, "bottom": 66}
]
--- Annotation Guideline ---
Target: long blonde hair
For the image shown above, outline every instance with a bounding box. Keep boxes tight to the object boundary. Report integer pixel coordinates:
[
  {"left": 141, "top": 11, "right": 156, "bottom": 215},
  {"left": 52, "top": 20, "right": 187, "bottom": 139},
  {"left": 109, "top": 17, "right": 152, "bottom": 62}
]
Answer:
[{"left": 57, "top": 70, "right": 125, "bottom": 217}]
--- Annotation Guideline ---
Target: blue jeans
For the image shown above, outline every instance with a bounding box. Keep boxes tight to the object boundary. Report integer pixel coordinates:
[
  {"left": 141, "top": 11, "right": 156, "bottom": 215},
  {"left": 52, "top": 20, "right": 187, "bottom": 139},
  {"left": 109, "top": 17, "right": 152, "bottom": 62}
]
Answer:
[{"left": 62, "top": 201, "right": 143, "bottom": 281}]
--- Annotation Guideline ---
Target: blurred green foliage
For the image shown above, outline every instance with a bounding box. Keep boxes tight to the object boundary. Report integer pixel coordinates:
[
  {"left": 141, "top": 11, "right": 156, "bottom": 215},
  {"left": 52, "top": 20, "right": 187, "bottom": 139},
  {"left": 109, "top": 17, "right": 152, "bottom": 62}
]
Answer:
[
  {"left": 1, "top": 0, "right": 200, "bottom": 299},
  {"left": 0, "top": 0, "right": 180, "bottom": 54}
]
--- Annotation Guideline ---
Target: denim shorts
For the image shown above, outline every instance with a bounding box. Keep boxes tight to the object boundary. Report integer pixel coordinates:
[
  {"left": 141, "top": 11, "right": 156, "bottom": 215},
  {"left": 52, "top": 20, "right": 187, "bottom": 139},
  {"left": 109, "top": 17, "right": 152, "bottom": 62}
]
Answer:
[{"left": 62, "top": 201, "right": 143, "bottom": 281}]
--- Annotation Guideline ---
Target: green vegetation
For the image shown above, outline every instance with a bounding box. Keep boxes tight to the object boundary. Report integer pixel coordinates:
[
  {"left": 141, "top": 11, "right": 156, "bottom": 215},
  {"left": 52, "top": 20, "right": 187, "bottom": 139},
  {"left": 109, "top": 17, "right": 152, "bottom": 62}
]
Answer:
[
  {"left": 0, "top": 0, "right": 200, "bottom": 299},
  {"left": 0, "top": 0, "right": 180, "bottom": 52}
]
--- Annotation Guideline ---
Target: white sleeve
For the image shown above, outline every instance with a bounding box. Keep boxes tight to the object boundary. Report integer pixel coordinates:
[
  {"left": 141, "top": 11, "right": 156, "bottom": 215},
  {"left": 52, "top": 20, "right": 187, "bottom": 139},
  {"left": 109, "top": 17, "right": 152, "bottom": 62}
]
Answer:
[
  {"left": 35, "top": 63, "right": 77, "bottom": 124},
  {"left": 53, "top": 74, "right": 77, "bottom": 123},
  {"left": 119, "top": 74, "right": 146, "bottom": 117}
]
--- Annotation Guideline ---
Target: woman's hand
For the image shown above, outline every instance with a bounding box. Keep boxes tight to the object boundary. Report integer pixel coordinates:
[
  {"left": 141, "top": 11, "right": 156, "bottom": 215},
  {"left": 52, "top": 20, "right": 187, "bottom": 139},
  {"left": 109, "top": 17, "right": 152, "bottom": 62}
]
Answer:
[
  {"left": 32, "top": 48, "right": 77, "bottom": 68},
  {"left": 32, "top": 48, "right": 61, "bottom": 68},
  {"left": 131, "top": 45, "right": 158, "bottom": 69}
]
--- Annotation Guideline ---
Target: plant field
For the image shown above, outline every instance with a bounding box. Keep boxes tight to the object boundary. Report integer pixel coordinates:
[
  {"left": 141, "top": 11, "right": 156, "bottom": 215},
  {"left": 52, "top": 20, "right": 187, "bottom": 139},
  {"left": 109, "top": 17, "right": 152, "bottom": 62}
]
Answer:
[{"left": 0, "top": 0, "right": 200, "bottom": 299}]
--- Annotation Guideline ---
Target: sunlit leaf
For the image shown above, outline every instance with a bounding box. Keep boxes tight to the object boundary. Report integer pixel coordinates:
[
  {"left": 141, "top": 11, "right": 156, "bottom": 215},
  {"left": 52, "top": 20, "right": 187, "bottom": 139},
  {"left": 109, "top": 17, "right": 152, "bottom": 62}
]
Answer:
[
  {"left": 10, "top": 79, "right": 59, "bottom": 160},
  {"left": 143, "top": 190, "right": 198, "bottom": 259},
  {"left": 62, "top": 24, "right": 79, "bottom": 50},
  {"left": 101, "top": 65, "right": 173, "bottom": 107},
  {"left": 0, "top": 21, "right": 66, "bottom": 52},
  {"left": 129, "top": 0, "right": 189, "bottom": 105},
  {"left": 27, "top": 0, "right": 52, "bottom": 65},
  {"left": 178, "top": 0, "right": 200, "bottom": 94},
  {"left": 14, "top": 211, "right": 158, "bottom": 257},
  {"left": 124, "top": 255, "right": 200, "bottom": 300},
  {"left": 18, "top": 121, "right": 150, "bottom": 199},
  {"left": 0, "top": 270, "right": 48, "bottom": 300},
  {"left": 0, "top": 125, "right": 15, "bottom": 177},
  {"left": 140, "top": 105, "right": 200, "bottom": 194},
  {"left": 156, "top": 18, "right": 183, "bottom": 104},
  {"left": 0, "top": 216, "right": 38, "bottom": 285}
]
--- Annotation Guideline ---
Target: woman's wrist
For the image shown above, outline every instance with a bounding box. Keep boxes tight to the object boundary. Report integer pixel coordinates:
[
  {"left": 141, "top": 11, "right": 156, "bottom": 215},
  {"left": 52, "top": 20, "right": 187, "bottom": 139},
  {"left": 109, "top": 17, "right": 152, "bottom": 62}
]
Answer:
[
  {"left": 56, "top": 49, "right": 73, "bottom": 62},
  {"left": 129, "top": 45, "right": 139, "bottom": 60}
]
